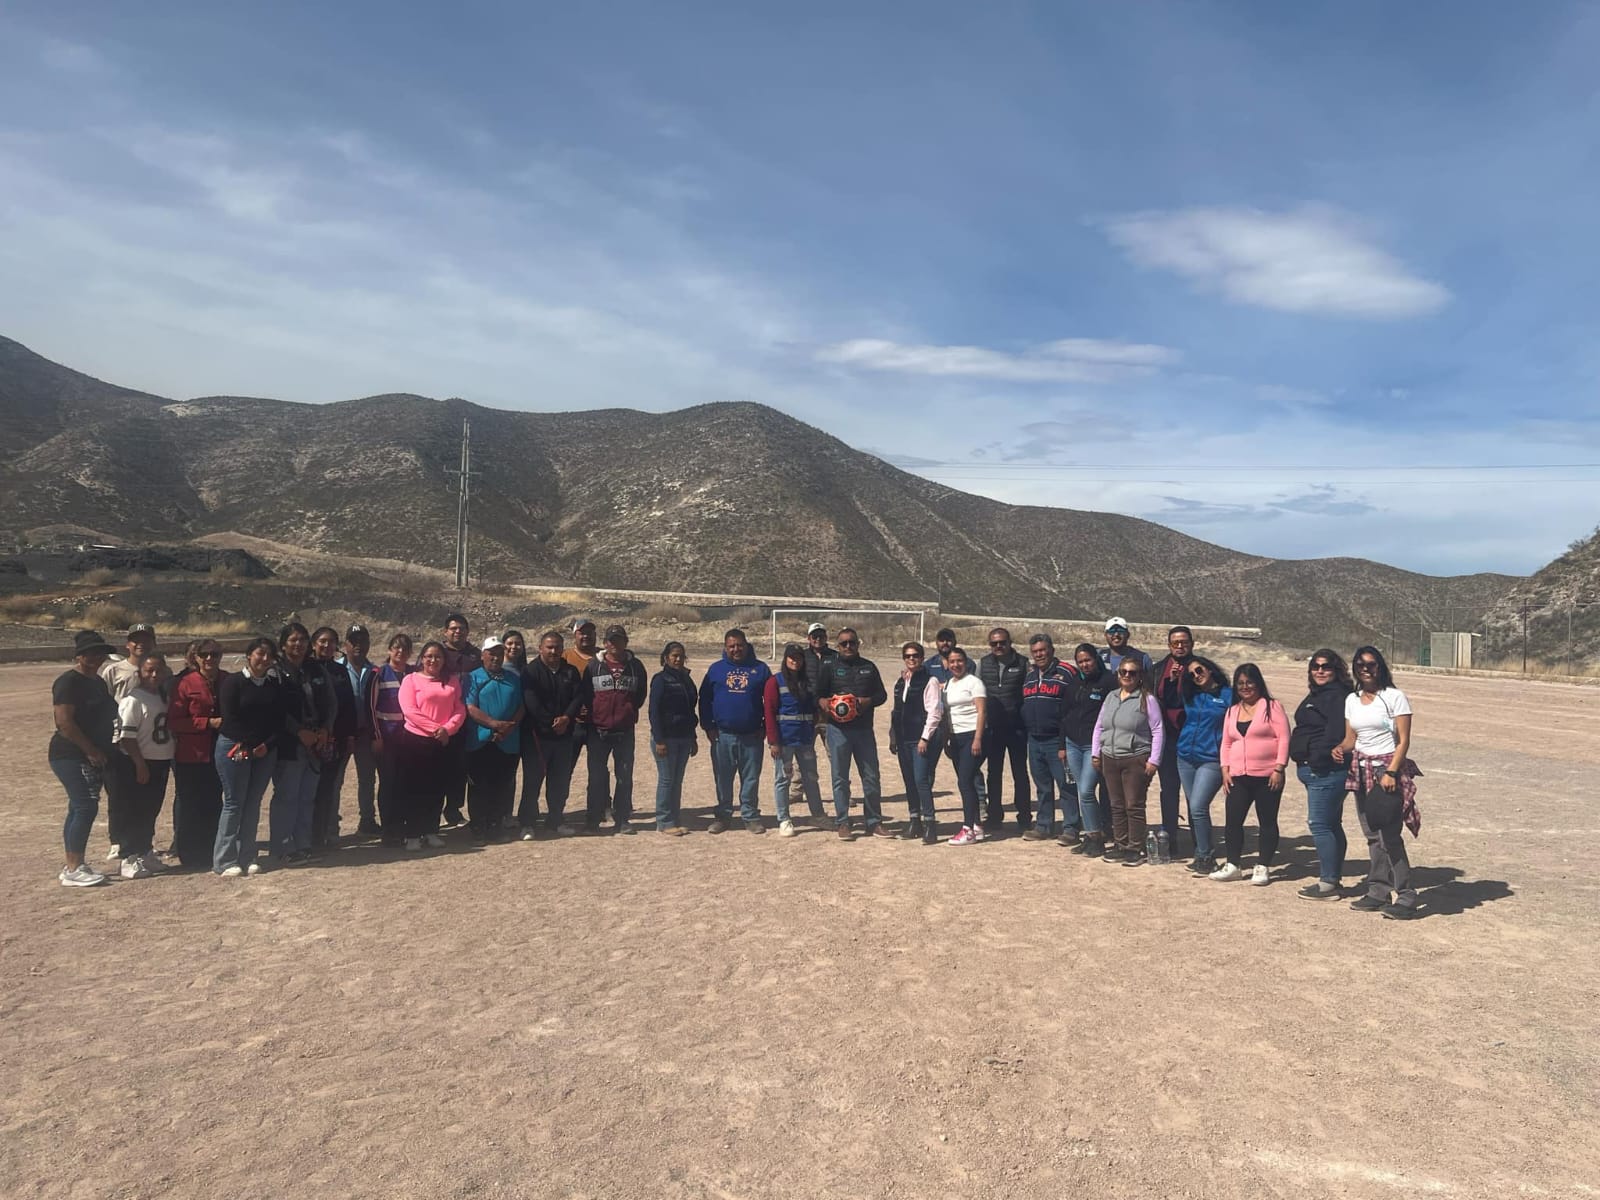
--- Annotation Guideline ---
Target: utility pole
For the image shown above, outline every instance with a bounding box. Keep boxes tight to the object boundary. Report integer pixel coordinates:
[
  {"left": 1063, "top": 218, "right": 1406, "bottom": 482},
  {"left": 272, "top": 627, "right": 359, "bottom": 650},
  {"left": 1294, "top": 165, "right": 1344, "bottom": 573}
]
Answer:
[
  {"left": 1520, "top": 602, "right": 1532, "bottom": 675},
  {"left": 446, "top": 415, "right": 476, "bottom": 589}
]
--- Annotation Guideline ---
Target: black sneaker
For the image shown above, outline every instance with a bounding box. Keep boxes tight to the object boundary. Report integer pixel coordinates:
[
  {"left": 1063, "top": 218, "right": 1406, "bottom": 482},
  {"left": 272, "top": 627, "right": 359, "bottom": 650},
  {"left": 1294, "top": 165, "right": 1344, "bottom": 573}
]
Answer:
[
  {"left": 357, "top": 820, "right": 382, "bottom": 837},
  {"left": 1298, "top": 881, "right": 1340, "bottom": 900},
  {"left": 921, "top": 823, "right": 939, "bottom": 845},
  {"left": 1057, "top": 828, "right": 1081, "bottom": 847},
  {"left": 903, "top": 819, "right": 924, "bottom": 840},
  {"left": 707, "top": 818, "right": 729, "bottom": 834},
  {"left": 1190, "top": 856, "right": 1217, "bottom": 875},
  {"left": 1022, "top": 827, "right": 1050, "bottom": 842},
  {"left": 614, "top": 821, "right": 635, "bottom": 835},
  {"left": 443, "top": 809, "right": 465, "bottom": 829},
  {"left": 1350, "top": 894, "right": 1387, "bottom": 912},
  {"left": 1102, "top": 843, "right": 1123, "bottom": 862},
  {"left": 1381, "top": 903, "right": 1420, "bottom": 920},
  {"left": 982, "top": 817, "right": 1005, "bottom": 833},
  {"left": 1121, "top": 851, "right": 1148, "bottom": 867}
]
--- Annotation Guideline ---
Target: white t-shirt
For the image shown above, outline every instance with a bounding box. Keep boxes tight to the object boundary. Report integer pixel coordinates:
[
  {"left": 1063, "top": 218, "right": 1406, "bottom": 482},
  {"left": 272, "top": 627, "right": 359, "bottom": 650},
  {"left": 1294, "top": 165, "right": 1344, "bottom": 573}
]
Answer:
[
  {"left": 945, "top": 675, "right": 987, "bottom": 735},
  {"left": 116, "top": 687, "right": 175, "bottom": 761},
  {"left": 1344, "top": 687, "right": 1411, "bottom": 756}
]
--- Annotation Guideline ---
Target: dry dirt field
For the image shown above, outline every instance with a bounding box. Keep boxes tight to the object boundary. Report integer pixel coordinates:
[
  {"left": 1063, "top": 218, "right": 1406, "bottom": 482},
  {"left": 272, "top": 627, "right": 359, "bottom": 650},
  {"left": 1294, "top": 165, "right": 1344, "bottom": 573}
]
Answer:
[{"left": 2, "top": 648, "right": 1597, "bottom": 1199}]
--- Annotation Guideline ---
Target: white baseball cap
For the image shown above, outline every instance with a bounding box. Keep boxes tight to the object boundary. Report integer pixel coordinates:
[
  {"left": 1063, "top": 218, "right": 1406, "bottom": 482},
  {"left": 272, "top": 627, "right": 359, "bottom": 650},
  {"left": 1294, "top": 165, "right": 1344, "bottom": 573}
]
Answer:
[
  {"left": 480, "top": 635, "right": 505, "bottom": 651},
  {"left": 806, "top": 622, "right": 826, "bottom": 634},
  {"left": 1104, "top": 617, "right": 1129, "bottom": 633}
]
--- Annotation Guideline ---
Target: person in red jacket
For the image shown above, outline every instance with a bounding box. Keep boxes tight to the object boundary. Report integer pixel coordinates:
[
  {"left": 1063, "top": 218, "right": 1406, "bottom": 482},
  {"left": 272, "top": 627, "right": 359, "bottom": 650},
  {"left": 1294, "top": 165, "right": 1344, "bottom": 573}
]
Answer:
[
  {"left": 167, "top": 638, "right": 224, "bottom": 870},
  {"left": 1213, "top": 662, "right": 1291, "bottom": 885}
]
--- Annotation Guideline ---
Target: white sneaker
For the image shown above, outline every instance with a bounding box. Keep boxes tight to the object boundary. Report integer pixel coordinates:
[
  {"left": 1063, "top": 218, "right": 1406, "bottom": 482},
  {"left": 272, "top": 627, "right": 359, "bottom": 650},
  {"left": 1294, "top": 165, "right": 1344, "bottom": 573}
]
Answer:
[
  {"left": 779, "top": 819, "right": 797, "bottom": 837},
  {"left": 105, "top": 843, "right": 123, "bottom": 862},
  {"left": 520, "top": 829, "right": 537, "bottom": 842},
  {"left": 219, "top": 865, "right": 244, "bottom": 877},
  {"left": 404, "top": 837, "right": 422, "bottom": 851},
  {"left": 59, "top": 864, "right": 107, "bottom": 887},
  {"left": 1251, "top": 865, "right": 1270, "bottom": 886},
  {"left": 1209, "top": 862, "right": 1243, "bottom": 881},
  {"left": 245, "top": 863, "right": 263, "bottom": 876},
  {"left": 120, "top": 855, "right": 152, "bottom": 879},
  {"left": 423, "top": 834, "right": 446, "bottom": 848}
]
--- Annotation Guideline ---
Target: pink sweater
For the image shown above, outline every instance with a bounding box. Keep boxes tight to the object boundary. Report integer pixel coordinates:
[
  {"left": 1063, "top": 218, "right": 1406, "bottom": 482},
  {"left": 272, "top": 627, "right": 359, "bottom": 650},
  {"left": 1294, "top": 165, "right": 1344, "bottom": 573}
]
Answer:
[
  {"left": 1220, "top": 699, "right": 1289, "bottom": 776},
  {"left": 400, "top": 673, "right": 467, "bottom": 738}
]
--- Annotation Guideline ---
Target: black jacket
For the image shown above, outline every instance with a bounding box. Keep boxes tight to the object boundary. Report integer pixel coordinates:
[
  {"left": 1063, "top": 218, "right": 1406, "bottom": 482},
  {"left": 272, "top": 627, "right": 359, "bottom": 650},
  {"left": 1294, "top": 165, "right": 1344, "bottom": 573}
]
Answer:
[
  {"left": 272, "top": 658, "right": 337, "bottom": 760},
  {"left": 977, "top": 649, "right": 1027, "bottom": 716},
  {"left": 1291, "top": 682, "right": 1351, "bottom": 772},
  {"left": 648, "top": 667, "right": 699, "bottom": 742},
  {"left": 1063, "top": 664, "right": 1113, "bottom": 747},
  {"left": 803, "top": 646, "right": 837, "bottom": 697},
  {"left": 521, "top": 657, "right": 583, "bottom": 737},
  {"left": 815, "top": 655, "right": 887, "bottom": 729},
  {"left": 890, "top": 666, "right": 934, "bottom": 749}
]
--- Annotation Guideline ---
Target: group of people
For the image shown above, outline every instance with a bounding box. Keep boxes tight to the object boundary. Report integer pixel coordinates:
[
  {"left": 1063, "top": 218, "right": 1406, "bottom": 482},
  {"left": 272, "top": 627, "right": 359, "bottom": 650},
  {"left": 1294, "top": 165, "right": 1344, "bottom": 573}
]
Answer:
[{"left": 46, "top": 613, "right": 1424, "bottom": 917}]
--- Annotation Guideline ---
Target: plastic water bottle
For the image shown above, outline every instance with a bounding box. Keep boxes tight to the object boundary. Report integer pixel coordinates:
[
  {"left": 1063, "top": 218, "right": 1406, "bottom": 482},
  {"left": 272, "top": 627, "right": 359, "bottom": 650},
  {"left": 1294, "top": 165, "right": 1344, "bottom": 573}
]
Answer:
[
  {"left": 1144, "top": 830, "right": 1158, "bottom": 861},
  {"left": 1155, "top": 829, "right": 1172, "bottom": 864}
]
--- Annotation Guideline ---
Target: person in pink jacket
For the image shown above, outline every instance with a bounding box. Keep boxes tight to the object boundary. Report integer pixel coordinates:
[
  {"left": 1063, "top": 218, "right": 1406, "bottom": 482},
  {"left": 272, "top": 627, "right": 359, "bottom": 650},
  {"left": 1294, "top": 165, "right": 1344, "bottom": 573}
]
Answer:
[
  {"left": 1212, "top": 662, "right": 1291, "bottom": 885},
  {"left": 395, "top": 640, "right": 467, "bottom": 851}
]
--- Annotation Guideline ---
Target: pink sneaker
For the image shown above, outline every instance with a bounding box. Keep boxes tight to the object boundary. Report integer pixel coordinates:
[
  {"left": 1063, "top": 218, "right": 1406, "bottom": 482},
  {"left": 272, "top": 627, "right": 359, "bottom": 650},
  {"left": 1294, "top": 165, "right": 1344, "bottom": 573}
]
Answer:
[{"left": 949, "top": 826, "right": 974, "bottom": 845}]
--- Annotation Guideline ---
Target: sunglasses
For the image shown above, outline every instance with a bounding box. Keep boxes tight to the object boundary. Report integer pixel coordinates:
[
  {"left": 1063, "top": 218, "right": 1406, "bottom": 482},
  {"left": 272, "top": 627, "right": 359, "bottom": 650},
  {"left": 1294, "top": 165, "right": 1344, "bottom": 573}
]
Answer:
[
  {"left": 1189, "top": 667, "right": 1207, "bottom": 679},
  {"left": 1355, "top": 660, "right": 1379, "bottom": 670},
  {"left": 989, "top": 639, "right": 1009, "bottom": 647},
  {"left": 198, "top": 650, "right": 221, "bottom": 659},
  {"left": 839, "top": 639, "right": 859, "bottom": 647},
  {"left": 1310, "top": 661, "right": 1334, "bottom": 671},
  {"left": 1117, "top": 668, "right": 1141, "bottom": 677},
  {"left": 903, "top": 653, "right": 921, "bottom": 660}
]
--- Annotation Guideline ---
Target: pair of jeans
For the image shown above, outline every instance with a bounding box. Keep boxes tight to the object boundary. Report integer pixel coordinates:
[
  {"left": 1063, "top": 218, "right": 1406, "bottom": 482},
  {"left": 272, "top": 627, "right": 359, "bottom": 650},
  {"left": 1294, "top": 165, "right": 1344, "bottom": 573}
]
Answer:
[
  {"left": 1177, "top": 756, "right": 1224, "bottom": 859},
  {"left": 894, "top": 731, "right": 943, "bottom": 823},
  {"left": 1355, "top": 777, "right": 1415, "bottom": 906},
  {"left": 825, "top": 722, "right": 882, "bottom": 827},
  {"left": 713, "top": 730, "right": 765, "bottom": 821},
  {"left": 1101, "top": 753, "right": 1151, "bottom": 850},
  {"left": 1224, "top": 775, "right": 1282, "bottom": 866},
  {"left": 586, "top": 730, "right": 635, "bottom": 826},
  {"left": 213, "top": 737, "right": 276, "bottom": 872},
  {"left": 1157, "top": 733, "right": 1182, "bottom": 855},
  {"left": 983, "top": 708, "right": 1030, "bottom": 827},
  {"left": 520, "top": 732, "right": 576, "bottom": 829},
  {"left": 653, "top": 737, "right": 695, "bottom": 828},
  {"left": 268, "top": 752, "right": 320, "bottom": 856},
  {"left": 171, "top": 759, "right": 223, "bottom": 869},
  {"left": 774, "top": 742, "right": 826, "bottom": 823},
  {"left": 113, "top": 756, "right": 171, "bottom": 858},
  {"left": 1027, "top": 738, "right": 1079, "bottom": 833},
  {"left": 950, "top": 731, "right": 982, "bottom": 827},
  {"left": 467, "top": 746, "right": 520, "bottom": 831},
  {"left": 51, "top": 756, "right": 103, "bottom": 858},
  {"left": 1299, "top": 764, "right": 1349, "bottom": 885},
  {"left": 1063, "top": 740, "right": 1103, "bottom": 835}
]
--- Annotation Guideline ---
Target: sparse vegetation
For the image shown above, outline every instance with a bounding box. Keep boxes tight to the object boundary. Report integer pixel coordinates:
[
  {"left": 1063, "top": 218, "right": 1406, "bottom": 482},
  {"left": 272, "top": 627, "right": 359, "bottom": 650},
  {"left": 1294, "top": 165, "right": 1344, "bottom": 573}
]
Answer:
[
  {"left": 83, "top": 601, "right": 134, "bottom": 630},
  {"left": 636, "top": 602, "right": 702, "bottom": 624},
  {"left": 77, "top": 567, "right": 118, "bottom": 587}
]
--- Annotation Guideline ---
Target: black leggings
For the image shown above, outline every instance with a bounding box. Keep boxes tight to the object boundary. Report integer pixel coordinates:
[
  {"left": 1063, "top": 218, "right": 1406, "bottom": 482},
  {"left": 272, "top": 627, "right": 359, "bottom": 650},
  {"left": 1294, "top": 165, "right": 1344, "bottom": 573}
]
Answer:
[{"left": 1224, "top": 775, "right": 1282, "bottom": 866}]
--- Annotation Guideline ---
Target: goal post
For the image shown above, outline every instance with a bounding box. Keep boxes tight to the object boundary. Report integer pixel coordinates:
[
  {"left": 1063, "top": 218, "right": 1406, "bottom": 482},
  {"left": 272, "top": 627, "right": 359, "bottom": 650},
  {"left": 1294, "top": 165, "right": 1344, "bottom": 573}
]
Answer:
[{"left": 769, "top": 608, "right": 927, "bottom": 662}]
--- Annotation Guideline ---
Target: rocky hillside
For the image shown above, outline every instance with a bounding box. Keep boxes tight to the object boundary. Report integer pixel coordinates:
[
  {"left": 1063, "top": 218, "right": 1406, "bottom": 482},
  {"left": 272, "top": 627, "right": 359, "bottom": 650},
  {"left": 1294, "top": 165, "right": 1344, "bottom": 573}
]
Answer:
[
  {"left": 1481, "top": 525, "right": 1600, "bottom": 669},
  {"left": 0, "top": 335, "right": 1518, "bottom": 651}
]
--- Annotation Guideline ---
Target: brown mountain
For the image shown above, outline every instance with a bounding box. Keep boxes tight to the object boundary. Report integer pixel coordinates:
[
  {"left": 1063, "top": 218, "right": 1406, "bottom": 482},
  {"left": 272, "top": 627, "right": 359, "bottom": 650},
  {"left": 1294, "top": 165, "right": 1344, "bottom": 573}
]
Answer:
[
  {"left": 0, "top": 335, "right": 1518, "bottom": 650},
  {"left": 1480, "top": 525, "right": 1600, "bottom": 670}
]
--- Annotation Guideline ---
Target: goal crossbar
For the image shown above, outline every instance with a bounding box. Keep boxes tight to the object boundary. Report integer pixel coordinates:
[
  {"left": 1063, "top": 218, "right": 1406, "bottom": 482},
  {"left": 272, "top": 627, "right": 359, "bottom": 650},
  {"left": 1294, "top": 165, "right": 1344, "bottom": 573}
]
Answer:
[{"left": 769, "top": 608, "right": 927, "bottom": 661}]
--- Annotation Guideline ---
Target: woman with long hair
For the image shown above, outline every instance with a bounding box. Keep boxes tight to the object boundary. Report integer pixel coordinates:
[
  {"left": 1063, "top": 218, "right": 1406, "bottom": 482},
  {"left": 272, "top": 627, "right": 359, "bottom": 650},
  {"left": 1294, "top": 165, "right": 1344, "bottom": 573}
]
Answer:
[
  {"left": 763, "top": 642, "right": 826, "bottom": 837},
  {"left": 1092, "top": 657, "right": 1164, "bottom": 864},
  {"left": 1177, "top": 656, "right": 1231, "bottom": 875},
  {"left": 1213, "top": 663, "right": 1290, "bottom": 884},
  {"left": 311, "top": 625, "right": 355, "bottom": 846},
  {"left": 214, "top": 637, "right": 285, "bottom": 877},
  {"left": 1335, "top": 646, "right": 1420, "bottom": 918},
  {"left": 944, "top": 649, "right": 989, "bottom": 845},
  {"left": 649, "top": 641, "right": 699, "bottom": 835},
  {"left": 394, "top": 640, "right": 466, "bottom": 850},
  {"left": 891, "top": 641, "right": 944, "bottom": 845},
  {"left": 267, "top": 622, "right": 337, "bottom": 866},
  {"left": 370, "top": 632, "right": 413, "bottom": 846},
  {"left": 1291, "top": 650, "right": 1356, "bottom": 899},
  {"left": 168, "top": 638, "right": 225, "bottom": 870},
  {"left": 502, "top": 630, "right": 529, "bottom": 673}
]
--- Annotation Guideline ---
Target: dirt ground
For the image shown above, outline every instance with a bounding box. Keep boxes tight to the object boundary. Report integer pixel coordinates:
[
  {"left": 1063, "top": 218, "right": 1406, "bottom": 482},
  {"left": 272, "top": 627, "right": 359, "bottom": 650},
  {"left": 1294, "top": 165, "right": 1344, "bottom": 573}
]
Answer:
[{"left": 2, "top": 644, "right": 1597, "bottom": 1199}]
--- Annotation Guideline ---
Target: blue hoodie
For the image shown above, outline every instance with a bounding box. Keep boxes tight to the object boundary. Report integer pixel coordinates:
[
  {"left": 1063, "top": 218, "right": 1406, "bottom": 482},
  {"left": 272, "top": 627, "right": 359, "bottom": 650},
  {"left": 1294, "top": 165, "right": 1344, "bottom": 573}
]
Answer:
[
  {"left": 1177, "top": 686, "right": 1233, "bottom": 763},
  {"left": 697, "top": 653, "right": 773, "bottom": 736}
]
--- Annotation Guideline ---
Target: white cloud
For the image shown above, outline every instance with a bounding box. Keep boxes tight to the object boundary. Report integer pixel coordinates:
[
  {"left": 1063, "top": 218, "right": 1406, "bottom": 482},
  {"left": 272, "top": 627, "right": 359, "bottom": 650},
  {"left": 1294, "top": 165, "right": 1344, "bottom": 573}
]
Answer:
[
  {"left": 1102, "top": 206, "right": 1449, "bottom": 319},
  {"left": 814, "top": 336, "right": 1179, "bottom": 383}
]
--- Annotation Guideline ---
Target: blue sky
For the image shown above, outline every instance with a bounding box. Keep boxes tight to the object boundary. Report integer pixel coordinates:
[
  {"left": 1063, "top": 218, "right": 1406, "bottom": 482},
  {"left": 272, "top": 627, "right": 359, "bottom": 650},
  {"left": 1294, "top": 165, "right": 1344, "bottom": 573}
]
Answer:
[{"left": 1, "top": 1, "right": 1596, "bottom": 576}]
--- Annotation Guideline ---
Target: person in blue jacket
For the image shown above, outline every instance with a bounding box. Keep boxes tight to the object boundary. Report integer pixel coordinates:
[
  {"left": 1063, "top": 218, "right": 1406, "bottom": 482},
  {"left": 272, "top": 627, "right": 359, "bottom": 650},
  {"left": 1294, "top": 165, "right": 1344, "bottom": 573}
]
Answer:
[
  {"left": 1177, "top": 656, "right": 1232, "bottom": 874},
  {"left": 463, "top": 636, "right": 525, "bottom": 843},
  {"left": 697, "top": 628, "right": 773, "bottom": 833}
]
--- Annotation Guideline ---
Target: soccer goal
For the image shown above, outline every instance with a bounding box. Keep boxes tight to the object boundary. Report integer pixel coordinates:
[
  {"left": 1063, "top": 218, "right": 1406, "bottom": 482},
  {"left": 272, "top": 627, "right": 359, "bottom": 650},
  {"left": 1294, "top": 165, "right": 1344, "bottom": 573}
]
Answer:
[{"left": 769, "top": 608, "right": 927, "bottom": 661}]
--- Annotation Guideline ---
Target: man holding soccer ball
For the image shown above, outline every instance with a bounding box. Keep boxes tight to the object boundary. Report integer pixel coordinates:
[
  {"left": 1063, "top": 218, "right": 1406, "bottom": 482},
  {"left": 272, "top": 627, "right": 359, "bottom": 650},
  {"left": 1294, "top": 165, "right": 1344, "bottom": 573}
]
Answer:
[{"left": 815, "top": 628, "right": 890, "bottom": 840}]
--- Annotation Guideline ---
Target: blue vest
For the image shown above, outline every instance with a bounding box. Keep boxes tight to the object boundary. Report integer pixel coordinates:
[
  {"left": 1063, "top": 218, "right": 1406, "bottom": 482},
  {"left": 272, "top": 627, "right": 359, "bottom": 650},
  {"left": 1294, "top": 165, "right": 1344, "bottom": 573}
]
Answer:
[{"left": 775, "top": 677, "right": 816, "bottom": 747}]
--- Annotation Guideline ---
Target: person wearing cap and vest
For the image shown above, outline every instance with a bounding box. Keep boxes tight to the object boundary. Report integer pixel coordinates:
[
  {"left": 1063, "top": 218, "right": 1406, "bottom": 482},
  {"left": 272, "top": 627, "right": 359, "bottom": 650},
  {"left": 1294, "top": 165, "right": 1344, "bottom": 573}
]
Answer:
[
  {"left": 815, "top": 628, "right": 890, "bottom": 838},
  {"left": 579, "top": 625, "right": 648, "bottom": 834},
  {"left": 521, "top": 630, "right": 583, "bottom": 837},
  {"left": 439, "top": 613, "right": 477, "bottom": 827},
  {"left": 464, "top": 635, "right": 525, "bottom": 842},
  {"left": 1098, "top": 617, "right": 1153, "bottom": 680},
  {"left": 338, "top": 624, "right": 381, "bottom": 836},
  {"left": 699, "top": 628, "right": 773, "bottom": 833},
  {"left": 802, "top": 623, "right": 836, "bottom": 697},
  {"left": 764, "top": 643, "right": 825, "bottom": 836}
]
